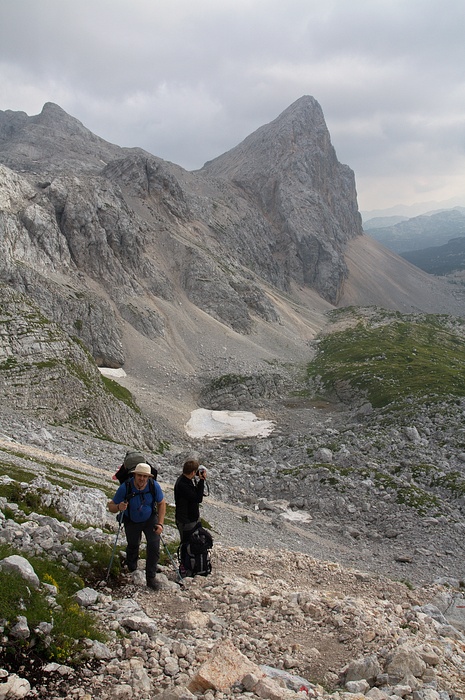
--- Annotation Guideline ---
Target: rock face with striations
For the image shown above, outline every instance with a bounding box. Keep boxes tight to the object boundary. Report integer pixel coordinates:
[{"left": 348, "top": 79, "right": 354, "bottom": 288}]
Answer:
[
  {"left": 0, "top": 284, "right": 158, "bottom": 447},
  {"left": 0, "top": 97, "right": 361, "bottom": 374},
  {"left": 200, "top": 96, "right": 363, "bottom": 303}
]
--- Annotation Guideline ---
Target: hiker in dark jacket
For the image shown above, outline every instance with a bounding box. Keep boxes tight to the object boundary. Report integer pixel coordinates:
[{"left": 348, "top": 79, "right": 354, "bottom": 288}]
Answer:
[
  {"left": 108, "top": 462, "right": 166, "bottom": 589},
  {"left": 174, "top": 459, "right": 207, "bottom": 542}
]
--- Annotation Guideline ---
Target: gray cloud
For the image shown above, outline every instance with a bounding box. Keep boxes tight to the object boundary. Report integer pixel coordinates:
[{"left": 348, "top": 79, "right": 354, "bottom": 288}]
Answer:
[{"left": 1, "top": 0, "right": 464, "bottom": 212}]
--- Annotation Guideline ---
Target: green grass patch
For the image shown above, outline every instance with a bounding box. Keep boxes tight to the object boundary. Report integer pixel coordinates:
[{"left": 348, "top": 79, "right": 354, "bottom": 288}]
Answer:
[
  {"left": 0, "top": 544, "right": 104, "bottom": 665},
  {"left": 307, "top": 313, "right": 465, "bottom": 408},
  {"left": 159, "top": 537, "right": 180, "bottom": 567},
  {"left": 395, "top": 485, "right": 441, "bottom": 515},
  {"left": 0, "top": 450, "right": 114, "bottom": 491},
  {"left": 370, "top": 471, "right": 442, "bottom": 515},
  {"left": 393, "top": 463, "right": 437, "bottom": 480},
  {"left": 101, "top": 375, "right": 141, "bottom": 413},
  {"left": 164, "top": 503, "right": 176, "bottom": 527},
  {"left": 0, "top": 481, "right": 67, "bottom": 520},
  {"left": 72, "top": 539, "right": 121, "bottom": 582},
  {"left": 0, "top": 569, "right": 51, "bottom": 630},
  {"left": 155, "top": 439, "right": 171, "bottom": 454},
  {"left": 0, "top": 357, "right": 18, "bottom": 370},
  {"left": 431, "top": 470, "right": 465, "bottom": 497},
  {"left": 0, "top": 458, "right": 36, "bottom": 484},
  {"left": 208, "top": 373, "right": 249, "bottom": 391}
]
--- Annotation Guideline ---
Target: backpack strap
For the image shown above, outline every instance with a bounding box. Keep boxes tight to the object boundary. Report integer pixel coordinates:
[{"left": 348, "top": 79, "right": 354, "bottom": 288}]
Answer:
[
  {"left": 149, "top": 479, "right": 158, "bottom": 514},
  {"left": 123, "top": 480, "right": 133, "bottom": 520},
  {"left": 124, "top": 478, "right": 157, "bottom": 519}
]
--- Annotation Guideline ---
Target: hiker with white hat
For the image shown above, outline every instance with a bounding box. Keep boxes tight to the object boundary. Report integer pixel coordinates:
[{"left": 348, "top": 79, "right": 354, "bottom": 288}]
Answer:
[{"left": 108, "top": 463, "right": 166, "bottom": 589}]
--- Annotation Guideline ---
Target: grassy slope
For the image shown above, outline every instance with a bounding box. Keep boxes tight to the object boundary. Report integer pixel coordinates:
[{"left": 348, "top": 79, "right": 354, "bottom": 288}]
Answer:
[{"left": 307, "top": 308, "right": 465, "bottom": 408}]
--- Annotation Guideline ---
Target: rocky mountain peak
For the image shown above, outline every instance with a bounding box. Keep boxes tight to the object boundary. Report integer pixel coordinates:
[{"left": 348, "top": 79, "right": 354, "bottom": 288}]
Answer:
[
  {"left": 34, "top": 100, "right": 77, "bottom": 124},
  {"left": 30, "top": 102, "right": 101, "bottom": 144},
  {"left": 0, "top": 102, "right": 130, "bottom": 175},
  {"left": 201, "top": 95, "right": 363, "bottom": 303},
  {"left": 201, "top": 95, "right": 330, "bottom": 178}
]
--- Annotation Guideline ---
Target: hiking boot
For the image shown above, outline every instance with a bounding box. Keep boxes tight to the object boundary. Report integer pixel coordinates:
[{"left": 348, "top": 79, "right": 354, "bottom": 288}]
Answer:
[
  {"left": 179, "top": 563, "right": 189, "bottom": 578},
  {"left": 146, "top": 577, "right": 161, "bottom": 590},
  {"left": 122, "top": 558, "right": 137, "bottom": 572}
]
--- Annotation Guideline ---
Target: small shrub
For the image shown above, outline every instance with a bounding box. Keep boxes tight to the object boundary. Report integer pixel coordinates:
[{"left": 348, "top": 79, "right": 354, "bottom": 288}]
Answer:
[
  {"left": 72, "top": 540, "right": 121, "bottom": 583},
  {"left": 0, "top": 481, "right": 65, "bottom": 520},
  {"left": 0, "top": 549, "right": 104, "bottom": 665},
  {"left": 0, "top": 570, "right": 50, "bottom": 629}
]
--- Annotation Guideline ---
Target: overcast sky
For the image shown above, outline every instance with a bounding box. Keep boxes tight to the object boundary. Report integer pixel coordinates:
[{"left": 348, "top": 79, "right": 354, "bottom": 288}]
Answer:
[{"left": 0, "top": 0, "right": 464, "bottom": 214}]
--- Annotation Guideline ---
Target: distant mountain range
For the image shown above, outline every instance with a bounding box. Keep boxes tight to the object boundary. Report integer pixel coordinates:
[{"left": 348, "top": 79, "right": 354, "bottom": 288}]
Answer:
[
  {"left": 401, "top": 236, "right": 465, "bottom": 275},
  {"left": 364, "top": 208, "right": 465, "bottom": 275},
  {"left": 361, "top": 196, "right": 465, "bottom": 222}
]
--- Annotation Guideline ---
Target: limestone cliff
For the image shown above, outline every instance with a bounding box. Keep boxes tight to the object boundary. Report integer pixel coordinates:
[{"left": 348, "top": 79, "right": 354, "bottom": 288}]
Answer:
[{"left": 200, "top": 96, "right": 363, "bottom": 303}]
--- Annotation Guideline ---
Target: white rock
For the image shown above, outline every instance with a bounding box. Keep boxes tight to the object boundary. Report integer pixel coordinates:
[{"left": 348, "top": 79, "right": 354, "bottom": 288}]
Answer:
[{"left": 0, "top": 555, "right": 40, "bottom": 588}]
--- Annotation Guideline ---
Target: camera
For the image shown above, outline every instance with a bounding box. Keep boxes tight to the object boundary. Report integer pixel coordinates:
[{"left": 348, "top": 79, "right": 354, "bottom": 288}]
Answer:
[{"left": 197, "top": 465, "right": 206, "bottom": 476}]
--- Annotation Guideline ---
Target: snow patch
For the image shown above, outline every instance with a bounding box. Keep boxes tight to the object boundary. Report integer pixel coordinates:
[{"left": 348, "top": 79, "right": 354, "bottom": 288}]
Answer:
[
  {"left": 98, "top": 367, "right": 127, "bottom": 378},
  {"left": 185, "top": 408, "right": 275, "bottom": 440}
]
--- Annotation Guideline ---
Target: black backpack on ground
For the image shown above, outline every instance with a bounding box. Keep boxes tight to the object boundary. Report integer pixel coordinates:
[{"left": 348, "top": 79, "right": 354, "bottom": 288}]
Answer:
[
  {"left": 113, "top": 450, "right": 158, "bottom": 484},
  {"left": 177, "top": 525, "right": 213, "bottom": 578}
]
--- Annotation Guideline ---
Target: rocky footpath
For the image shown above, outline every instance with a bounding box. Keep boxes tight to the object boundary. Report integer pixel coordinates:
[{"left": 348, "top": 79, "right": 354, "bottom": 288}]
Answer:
[
  {"left": 0, "top": 404, "right": 465, "bottom": 699},
  {"left": 1, "top": 494, "right": 465, "bottom": 700}
]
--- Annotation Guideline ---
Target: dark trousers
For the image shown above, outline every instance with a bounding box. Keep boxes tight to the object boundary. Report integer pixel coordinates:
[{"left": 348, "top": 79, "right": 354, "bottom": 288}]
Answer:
[
  {"left": 176, "top": 519, "right": 199, "bottom": 543},
  {"left": 124, "top": 511, "right": 160, "bottom": 580}
]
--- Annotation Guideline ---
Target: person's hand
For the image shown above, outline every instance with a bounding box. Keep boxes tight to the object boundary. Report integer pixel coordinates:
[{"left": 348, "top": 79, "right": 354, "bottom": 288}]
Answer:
[
  {"left": 154, "top": 523, "right": 164, "bottom": 534},
  {"left": 198, "top": 467, "right": 207, "bottom": 480},
  {"left": 117, "top": 501, "right": 128, "bottom": 512}
]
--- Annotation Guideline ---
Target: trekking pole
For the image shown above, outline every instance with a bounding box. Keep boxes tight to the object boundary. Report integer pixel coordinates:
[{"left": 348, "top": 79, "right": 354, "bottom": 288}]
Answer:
[
  {"left": 105, "top": 512, "right": 124, "bottom": 582},
  {"left": 161, "top": 534, "right": 185, "bottom": 588}
]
